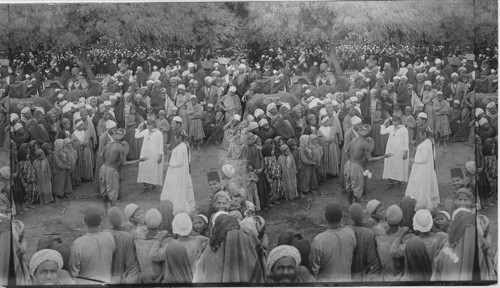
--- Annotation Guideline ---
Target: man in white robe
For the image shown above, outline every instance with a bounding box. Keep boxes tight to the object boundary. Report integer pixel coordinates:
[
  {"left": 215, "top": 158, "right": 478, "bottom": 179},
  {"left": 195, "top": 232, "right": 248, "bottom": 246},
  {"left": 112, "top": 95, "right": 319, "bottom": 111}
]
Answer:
[
  {"left": 380, "top": 115, "right": 409, "bottom": 189},
  {"left": 135, "top": 119, "right": 164, "bottom": 194}
]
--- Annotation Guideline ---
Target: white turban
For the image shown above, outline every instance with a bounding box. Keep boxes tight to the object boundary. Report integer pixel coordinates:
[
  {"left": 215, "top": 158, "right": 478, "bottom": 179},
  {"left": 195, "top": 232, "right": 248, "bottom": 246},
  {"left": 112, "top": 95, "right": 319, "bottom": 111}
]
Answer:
[
  {"left": 266, "top": 245, "right": 301, "bottom": 275},
  {"left": 351, "top": 116, "right": 362, "bottom": 126},
  {"left": 417, "top": 112, "right": 428, "bottom": 119},
  {"left": 29, "top": 249, "right": 63, "bottom": 277},
  {"left": 211, "top": 211, "right": 228, "bottom": 226},
  {"left": 188, "top": 62, "right": 195, "bottom": 68},
  {"left": 486, "top": 102, "right": 496, "bottom": 109},
  {"left": 479, "top": 118, "right": 488, "bottom": 126},
  {"left": 475, "top": 108, "right": 485, "bottom": 117},
  {"left": 258, "top": 118, "right": 268, "bottom": 127},
  {"left": 105, "top": 120, "right": 117, "bottom": 130},
  {"left": 321, "top": 116, "right": 330, "bottom": 124},
  {"left": 222, "top": 164, "right": 235, "bottom": 178},
  {"left": 247, "top": 121, "right": 259, "bottom": 131},
  {"left": 10, "top": 113, "right": 19, "bottom": 122},
  {"left": 205, "top": 76, "right": 213, "bottom": 83},
  {"left": 424, "top": 80, "right": 432, "bottom": 86},
  {"left": 233, "top": 114, "right": 241, "bottom": 121},
  {"left": 178, "top": 84, "right": 186, "bottom": 90},
  {"left": 21, "top": 107, "right": 30, "bottom": 114},
  {"left": 229, "top": 86, "right": 237, "bottom": 92},
  {"left": 254, "top": 109, "right": 265, "bottom": 118},
  {"left": 103, "top": 100, "right": 112, "bottom": 106},
  {"left": 435, "top": 59, "right": 442, "bottom": 65},
  {"left": 451, "top": 72, "right": 459, "bottom": 78},
  {"left": 172, "top": 116, "right": 183, "bottom": 123}
]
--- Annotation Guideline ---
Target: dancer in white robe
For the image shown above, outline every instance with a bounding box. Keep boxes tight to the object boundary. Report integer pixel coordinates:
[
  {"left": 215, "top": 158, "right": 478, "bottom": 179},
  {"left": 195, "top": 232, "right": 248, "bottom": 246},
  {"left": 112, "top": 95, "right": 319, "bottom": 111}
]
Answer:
[
  {"left": 380, "top": 115, "right": 409, "bottom": 188},
  {"left": 406, "top": 126, "right": 440, "bottom": 208},
  {"left": 161, "top": 130, "right": 195, "bottom": 215},
  {"left": 135, "top": 120, "right": 164, "bottom": 193}
]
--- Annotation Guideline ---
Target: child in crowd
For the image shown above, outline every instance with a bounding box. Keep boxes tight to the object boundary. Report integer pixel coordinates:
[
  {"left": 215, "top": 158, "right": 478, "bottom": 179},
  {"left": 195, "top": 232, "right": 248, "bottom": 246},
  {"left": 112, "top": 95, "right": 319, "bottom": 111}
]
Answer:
[
  {"left": 192, "top": 214, "right": 209, "bottom": 237},
  {"left": 245, "top": 163, "right": 261, "bottom": 212},
  {"left": 401, "top": 106, "right": 416, "bottom": 145}
]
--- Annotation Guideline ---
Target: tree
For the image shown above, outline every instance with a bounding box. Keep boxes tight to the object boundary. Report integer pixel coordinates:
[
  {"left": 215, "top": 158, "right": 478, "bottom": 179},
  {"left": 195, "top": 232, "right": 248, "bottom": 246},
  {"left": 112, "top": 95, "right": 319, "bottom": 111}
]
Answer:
[
  {"left": 0, "top": 3, "right": 241, "bottom": 78},
  {"left": 244, "top": 1, "right": 497, "bottom": 49}
]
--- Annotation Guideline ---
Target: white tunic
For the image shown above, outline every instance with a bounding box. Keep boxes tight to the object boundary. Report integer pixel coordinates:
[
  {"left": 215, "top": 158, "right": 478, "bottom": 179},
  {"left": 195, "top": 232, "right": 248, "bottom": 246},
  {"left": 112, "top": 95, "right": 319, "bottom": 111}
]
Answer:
[
  {"left": 380, "top": 124, "right": 409, "bottom": 182},
  {"left": 160, "top": 142, "right": 195, "bottom": 215},
  {"left": 135, "top": 128, "right": 164, "bottom": 185},
  {"left": 405, "top": 138, "right": 440, "bottom": 208}
]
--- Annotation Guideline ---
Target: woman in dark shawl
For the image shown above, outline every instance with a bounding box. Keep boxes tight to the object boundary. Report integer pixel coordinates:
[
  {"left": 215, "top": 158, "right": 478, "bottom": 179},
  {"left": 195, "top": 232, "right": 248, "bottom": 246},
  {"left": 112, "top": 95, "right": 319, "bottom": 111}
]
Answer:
[
  {"left": 450, "top": 107, "right": 471, "bottom": 142},
  {"left": 163, "top": 241, "right": 193, "bottom": 283},
  {"left": 402, "top": 237, "right": 432, "bottom": 281},
  {"left": 294, "top": 239, "right": 313, "bottom": 275},
  {"left": 10, "top": 140, "right": 26, "bottom": 213},
  {"left": 400, "top": 196, "right": 417, "bottom": 231},
  {"left": 157, "top": 200, "right": 174, "bottom": 233},
  {"left": 193, "top": 214, "right": 265, "bottom": 283},
  {"left": 242, "top": 134, "right": 269, "bottom": 210}
]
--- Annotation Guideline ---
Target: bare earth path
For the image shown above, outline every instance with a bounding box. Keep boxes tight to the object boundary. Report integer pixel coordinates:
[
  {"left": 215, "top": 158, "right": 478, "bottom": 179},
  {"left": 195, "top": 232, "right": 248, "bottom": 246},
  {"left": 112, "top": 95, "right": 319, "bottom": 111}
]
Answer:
[{"left": 16, "top": 142, "right": 496, "bottom": 262}]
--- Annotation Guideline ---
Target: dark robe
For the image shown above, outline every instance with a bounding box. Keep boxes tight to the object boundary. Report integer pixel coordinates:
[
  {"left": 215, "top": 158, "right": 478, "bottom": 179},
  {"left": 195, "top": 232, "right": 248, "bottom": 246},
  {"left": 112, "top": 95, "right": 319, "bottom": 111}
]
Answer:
[{"left": 349, "top": 225, "right": 382, "bottom": 282}]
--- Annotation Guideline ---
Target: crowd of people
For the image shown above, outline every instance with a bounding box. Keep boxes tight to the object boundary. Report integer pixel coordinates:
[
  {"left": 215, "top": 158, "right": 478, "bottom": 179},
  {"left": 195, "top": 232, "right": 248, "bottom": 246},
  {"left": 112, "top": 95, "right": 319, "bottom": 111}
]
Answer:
[{"left": 0, "top": 40, "right": 497, "bottom": 285}]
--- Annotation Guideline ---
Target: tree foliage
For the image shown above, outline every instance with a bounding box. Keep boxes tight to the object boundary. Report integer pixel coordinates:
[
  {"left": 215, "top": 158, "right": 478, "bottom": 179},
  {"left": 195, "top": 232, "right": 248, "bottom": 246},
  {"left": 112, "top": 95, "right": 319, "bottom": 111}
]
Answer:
[
  {"left": 0, "top": 1, "right": 497, "bottom": 58},
  {"left": 245, "top": 0, "right": 498, "bottom": 49}
]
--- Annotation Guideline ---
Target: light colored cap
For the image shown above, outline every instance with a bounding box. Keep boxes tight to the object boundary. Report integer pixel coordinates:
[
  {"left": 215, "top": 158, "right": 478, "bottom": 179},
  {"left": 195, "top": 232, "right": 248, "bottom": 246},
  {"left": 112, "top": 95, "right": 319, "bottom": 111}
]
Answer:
[
  {"left": 172, "top": 213, "right": 193, "bottom": 236},
  {"left": 413, "top": 209, "right": 433, "bottom": 232}
]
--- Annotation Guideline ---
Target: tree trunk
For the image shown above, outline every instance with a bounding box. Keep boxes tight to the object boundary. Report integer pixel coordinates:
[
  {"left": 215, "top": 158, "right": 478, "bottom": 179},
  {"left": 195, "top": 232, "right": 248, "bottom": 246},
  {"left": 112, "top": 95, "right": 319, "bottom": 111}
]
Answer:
[{"left": 329, "top": 46, "right": 344, "bottom": 76}]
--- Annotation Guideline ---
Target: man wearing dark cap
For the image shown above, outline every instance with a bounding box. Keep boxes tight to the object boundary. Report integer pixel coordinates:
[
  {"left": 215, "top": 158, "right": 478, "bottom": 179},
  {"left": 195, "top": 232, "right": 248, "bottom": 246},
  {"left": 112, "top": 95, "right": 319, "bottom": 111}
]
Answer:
[
  {"left": 348, "top": 203, "right": 382, "bottom": 282},
  {"left": 69, "top": 206, "right": 116, "bottom": 284},
  {"left": 27, "top": 110, "right": 51, "bottom": 144},
  {"left": 310, "top": 202, "right": 356, "bottom": 282}
]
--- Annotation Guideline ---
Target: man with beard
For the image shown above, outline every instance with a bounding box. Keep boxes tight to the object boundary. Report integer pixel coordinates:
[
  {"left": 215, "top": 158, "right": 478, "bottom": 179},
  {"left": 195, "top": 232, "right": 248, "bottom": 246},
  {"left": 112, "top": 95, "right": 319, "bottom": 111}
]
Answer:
[{"left": 266, "top": 245, "right": 315, "bottom": 283}]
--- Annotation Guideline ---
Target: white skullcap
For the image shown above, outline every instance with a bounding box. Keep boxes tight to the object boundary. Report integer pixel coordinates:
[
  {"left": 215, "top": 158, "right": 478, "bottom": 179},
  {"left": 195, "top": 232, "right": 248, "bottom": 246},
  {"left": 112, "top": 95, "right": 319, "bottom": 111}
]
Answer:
[
  {"left": 435, "top": 59, "right": 442, "bottom": 64},
  {"left": 233, "top": 114, "right": 241, "bottom": 121},
  {"left": 305, "top": 89, "right": 311, "bottom": 95},
  {"left": 429, "top": 67, "right": 437, "bottom": 73},
  {"left": 172, "top": 116, "right": 183, "bottom": 123},
  {"left": 188, "top": 62, "right": 195, "bottom": 68},
  {"left": 105, "top": 120, "right": 117, "bottom": 130},
  {"left": 222, "top": 164, "right": 235, "bottom": 178},
  {"left": 21, "top": 107, "right": 30, "bottom": 114},
  {"left": 254, "top": 109, "right": 265, "bottom": 118},
  {"left": 321, "top": 116, "right": 330, "bottom": 124},
  {"left": 258, "top": 118, "right": 268, "bottom": 127},
  {"left": 239, "top": 64, "right": 247, "bottom": 70},
  {"left": 350, "top": 96, "right": 358, "bottom": 102},
  {"left": 205, "top": 76, "right": 212, "bottom": 82},
  {"left": 332, "top": 100, "right": 339, "bottom": 106},
  {"left": 424, "top": 80, "right": 432, "bottom": 86},
  {"left": 417, "top": 112, "right": 428, "bottom": 119},
  {"left": 229, "top": 86, "right": 237, "bottom": 92},
  {"left": 178, "top": 84, "right": 186, "bottom": 90},
  {"left": 393, "top": 76, "right": 400, "bottom": 80},
  {"left": 147, "top": 80, "right": 154, "bottom": 84},
  {"left": 207, "top": 103, "right": 214, "bottom": 108},
  {"left": 182, "top": 71, "right": 190, "bottom": 77},
  {"left": 351, "top": 116, "right": 362, "bottom": 126},
  {"left": 104, "top": 100, "right": 112, "bottom": 106},
  {"left": 57, "top": 93, "right": 64, "bottom": 99},
  {"left": 451, "top": 73, "right": 459, "bottom": 78},
  {"left": 172, "top": 213, "right": 193, "bottom": 236}
]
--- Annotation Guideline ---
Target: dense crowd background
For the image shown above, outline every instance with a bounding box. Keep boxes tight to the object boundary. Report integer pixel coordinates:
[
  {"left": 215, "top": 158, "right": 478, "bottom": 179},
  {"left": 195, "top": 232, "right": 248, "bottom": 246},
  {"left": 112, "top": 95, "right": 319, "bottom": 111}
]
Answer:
[{"left": 0, "top": 40, "right": 498, "bottom": 285}]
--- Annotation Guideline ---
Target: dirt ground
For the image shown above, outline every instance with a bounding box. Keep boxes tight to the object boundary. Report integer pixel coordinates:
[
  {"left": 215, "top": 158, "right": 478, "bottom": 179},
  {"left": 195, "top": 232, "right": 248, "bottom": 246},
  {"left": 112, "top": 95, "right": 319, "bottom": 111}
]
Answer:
[{"left": 16, "top": 141, "right": 497, "bottom": 263}]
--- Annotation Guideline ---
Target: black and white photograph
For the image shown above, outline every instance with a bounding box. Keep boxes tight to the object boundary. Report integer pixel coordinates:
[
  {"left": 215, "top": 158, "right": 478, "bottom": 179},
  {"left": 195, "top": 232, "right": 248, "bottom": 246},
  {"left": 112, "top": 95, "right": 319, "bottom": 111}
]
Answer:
[{"left": 0, "top": 0, "right": 498, "bottom": 286}]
